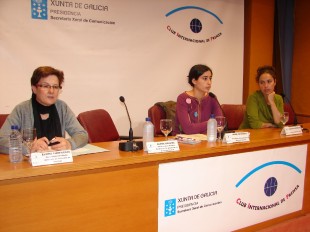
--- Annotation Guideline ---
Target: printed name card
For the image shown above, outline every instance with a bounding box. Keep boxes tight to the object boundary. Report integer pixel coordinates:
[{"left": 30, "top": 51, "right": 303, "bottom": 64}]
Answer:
[
  {"left": 281, "top": 125, "right": 303, "bottom": 136},
  {"left": 146, "top": 140, "right": 180, "bottom": 154},
  {"left": 223, "top": 132, "right": 250, "bottom": 144},
  {"left": 31, "top": 150, "right": 73, "bottom": 167}
]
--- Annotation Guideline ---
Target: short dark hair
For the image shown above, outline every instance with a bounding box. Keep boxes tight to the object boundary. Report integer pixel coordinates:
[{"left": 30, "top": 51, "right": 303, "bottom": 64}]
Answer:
[
  {"left": 188, "top": 64, "right": 213, "bottom": 87},
  {"left": 256, "top": 65, "right": 276, "bottom": 83},
  {"left": 31, "top": 66, "right": 64, "bottom": 86}
]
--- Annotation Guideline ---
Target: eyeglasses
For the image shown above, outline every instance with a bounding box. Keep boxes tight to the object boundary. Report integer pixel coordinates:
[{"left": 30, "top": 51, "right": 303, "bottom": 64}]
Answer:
[{"left": 36, "top": 84, "right": 62, "bottom": 90}]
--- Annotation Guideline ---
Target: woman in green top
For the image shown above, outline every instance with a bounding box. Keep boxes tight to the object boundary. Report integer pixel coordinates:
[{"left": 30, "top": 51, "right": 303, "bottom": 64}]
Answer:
[{"left": 239, "top": 65, "right": 284, "bottom": 129}]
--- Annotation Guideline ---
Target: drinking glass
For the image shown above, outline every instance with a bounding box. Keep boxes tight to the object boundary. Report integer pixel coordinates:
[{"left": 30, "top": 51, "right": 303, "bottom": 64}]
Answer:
[
  {"left": 160, "top": 119, "right": 173, "bottom": 140},
  {"left": 280, "top": 112, "right": 289, "bottom": 126},
  {"left": 215, "top": 116, "right": 226, "bottom": 142},
  {"left": 22, "top": 128, "right": 36, "bottom": 158}
]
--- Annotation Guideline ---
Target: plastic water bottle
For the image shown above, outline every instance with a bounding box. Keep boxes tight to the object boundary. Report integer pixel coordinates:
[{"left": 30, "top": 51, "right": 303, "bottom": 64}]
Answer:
[
  {"left": 9, "top": 125, "right": 23, "bottom": 163},
  {"left": 207, "top": 114, "right": 217, "bottom": 142},
  {"left": 143, "top": 117, "right": 154, "bottom": 151}
]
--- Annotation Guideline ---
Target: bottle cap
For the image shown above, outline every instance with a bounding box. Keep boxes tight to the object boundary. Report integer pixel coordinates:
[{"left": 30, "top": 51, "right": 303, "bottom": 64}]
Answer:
[
  {"left": 146, "top": 117, "right": 151, "bottom": 121},
  {"left": 210, "top": 114, "right": 215, "bottom": 118}
]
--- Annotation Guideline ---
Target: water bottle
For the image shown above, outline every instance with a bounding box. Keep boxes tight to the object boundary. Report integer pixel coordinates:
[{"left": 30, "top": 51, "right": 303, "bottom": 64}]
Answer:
[
  {"left": 9, "top": 125, "right": 23, "bottom": 163},
  {"left": 143, "top": 117, "right": 154, "bottom": 151},
  {"left": 207, "top": 114, "right": 217, "bottom": 142}
]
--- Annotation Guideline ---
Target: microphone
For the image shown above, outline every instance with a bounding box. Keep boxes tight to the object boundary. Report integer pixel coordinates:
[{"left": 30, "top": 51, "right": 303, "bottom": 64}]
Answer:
[
  {"left": 119, "top": 96, "right": 143, "bottom": 151},
  {"left": 280, "top": 93, "right": 298, "bottom": 125},
  {"left": 208, "top": 92, "right": 216, "bottom": 98},
  {"left": 119, "top": 96, "right": 133, "bottom": 141},
  {"left": 209, "top": 92, "right": 228, "bottom": 131}
]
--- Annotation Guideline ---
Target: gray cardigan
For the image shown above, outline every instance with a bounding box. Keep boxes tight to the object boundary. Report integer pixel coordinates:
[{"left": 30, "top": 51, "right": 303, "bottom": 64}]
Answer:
[{"left": 0, "top": 99, "right": 88, "bottom": 154}]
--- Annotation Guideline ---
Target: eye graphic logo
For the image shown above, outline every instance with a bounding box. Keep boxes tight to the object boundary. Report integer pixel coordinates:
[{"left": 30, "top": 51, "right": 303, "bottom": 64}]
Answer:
[
  {"left": 165, "top": 6, "right": 223, "bottom": 44},
  {"left": 164, "top": 198, "right": 176, "bottom": 217},
  {"left": 190, "top": 18, "right": 202, "bottom": 33},
  {"left": 264, "top": 177, "right": 278, "bottom": 197},
  {"left": 235, "top": 161, "right": 302, "bottom": 211},
  {"left": 31, "top": 0, "right": 48, "bottom": 20}
]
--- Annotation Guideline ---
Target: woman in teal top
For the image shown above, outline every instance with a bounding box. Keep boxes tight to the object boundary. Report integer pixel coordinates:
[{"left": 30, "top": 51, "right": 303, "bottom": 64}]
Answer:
[{"left": 239, "top": 65, "right": 284, "bottom": 129}]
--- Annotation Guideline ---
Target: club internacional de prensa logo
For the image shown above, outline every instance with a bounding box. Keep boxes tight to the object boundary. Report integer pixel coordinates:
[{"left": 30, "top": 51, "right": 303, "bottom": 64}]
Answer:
[
  {"left": 165, "top": 5, "right": 223, "bottom": 44},
  {"left": 235, "top": 160, "right": 302, "bottom": 211},
  {"left": 31, "top": 0, "right": 48, "bottom": 20}
]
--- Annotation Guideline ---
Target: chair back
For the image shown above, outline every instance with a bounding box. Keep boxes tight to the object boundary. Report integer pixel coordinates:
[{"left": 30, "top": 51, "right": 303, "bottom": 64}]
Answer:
[
  {"left": 148, "top": 101, "right": 176, "bottom": 137},
  {"left": 77, "top": 109, "right": 119, "bottom": 143},
  {"left": 0, "top": 114, "right": 9, "bottom": 128},
  {"left": 221, "top": 104, "right": 246, "bottom": 130},
  {"left": 148, "top": 105, "right": 166, "bottom": 136},
  {"left": 284, "top": 103, "right": 296, "bottom": 125}
]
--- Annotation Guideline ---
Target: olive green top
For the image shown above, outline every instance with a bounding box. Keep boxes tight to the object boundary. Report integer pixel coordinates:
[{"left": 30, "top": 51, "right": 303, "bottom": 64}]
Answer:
[{"left": 239, "top": 91, "right": 284, "bottom": 129}]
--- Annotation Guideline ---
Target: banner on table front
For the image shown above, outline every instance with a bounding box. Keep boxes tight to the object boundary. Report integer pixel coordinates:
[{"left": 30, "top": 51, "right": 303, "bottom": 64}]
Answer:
[{"left": 158, "top": 145, "right": 307, "bottom": 232}]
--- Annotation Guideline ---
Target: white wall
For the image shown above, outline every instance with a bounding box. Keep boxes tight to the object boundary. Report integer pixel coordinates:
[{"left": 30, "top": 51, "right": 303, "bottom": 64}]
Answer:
[{"left": 0, "top": 0, "right": 244, "bottom": 136}]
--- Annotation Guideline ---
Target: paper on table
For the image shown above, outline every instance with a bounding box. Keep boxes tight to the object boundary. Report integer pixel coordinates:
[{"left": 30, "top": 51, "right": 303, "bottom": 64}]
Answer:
[
  {"left": 175, "top": 134, "right": 208, "bottom": 141},
  {"left": 72, "top": 144, "right": 109, "bottom": 156}
]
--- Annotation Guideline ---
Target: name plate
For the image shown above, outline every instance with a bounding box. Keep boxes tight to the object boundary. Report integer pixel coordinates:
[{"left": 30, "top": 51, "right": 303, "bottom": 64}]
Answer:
[
  {"left": 146, "top": 140, "right": 180, "bottom": 154},
  {"left": 281, "top": 125, "right": 303, "bottom": 136},
  {"left": 223, "top": 132, "right": 250, "bottom": 144},
  {"left": 31, "top": 150, "right": 73, "bottom": 167}
]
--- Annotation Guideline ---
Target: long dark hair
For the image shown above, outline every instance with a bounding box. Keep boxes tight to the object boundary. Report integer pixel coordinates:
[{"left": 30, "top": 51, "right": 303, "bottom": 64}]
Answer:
[
  {"left": 256, "top": 65, "right": 276, "bottom": 83},
  {"left": 188, "top": 64, "right": 213, "bottom": 86}
]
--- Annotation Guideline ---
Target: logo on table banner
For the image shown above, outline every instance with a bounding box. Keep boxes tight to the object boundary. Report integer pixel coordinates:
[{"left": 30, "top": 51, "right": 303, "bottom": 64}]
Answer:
[
  {"left": 235, "top": 161, "right": 302, "bottom": 211},
  {"left": 164, "top": 199, "right": 176, "bottom": 217},
  {"left": 32, "top": 0, "right": 48, "bottom": 20},
  {"left": 165, "top": 5, "right": 223, "bottom": 44},
  {"left": 164, "top": 190, "right": 220, "bottom": 217}
]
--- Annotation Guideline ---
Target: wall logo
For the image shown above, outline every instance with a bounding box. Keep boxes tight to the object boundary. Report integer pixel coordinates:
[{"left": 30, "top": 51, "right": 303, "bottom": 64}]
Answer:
[
  {"left": 31, "top": 0, "right": 48, "bottom": 20},
  {"left": 165, "top": 5, "right": 223, "bottom": 44},
  {"left": 164, "top": 199, "right": 176, "bottom": 217},
  {"left": 30, "top": 0, "right": 114, "bottom": 25},
  {"left": 235, "top": 161, "right": 302, "bottom": 211}
]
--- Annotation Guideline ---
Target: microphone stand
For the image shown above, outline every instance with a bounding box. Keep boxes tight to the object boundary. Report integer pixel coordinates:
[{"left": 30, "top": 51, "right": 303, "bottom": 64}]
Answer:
[{"left": 119, "top": 96, "right": 143, "bottom": 151}]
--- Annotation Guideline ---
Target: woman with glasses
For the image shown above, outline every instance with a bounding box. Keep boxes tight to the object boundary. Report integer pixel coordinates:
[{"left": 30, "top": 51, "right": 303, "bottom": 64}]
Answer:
[{"left": 0, "top": 66, "right": 88, "bottom": 154}]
